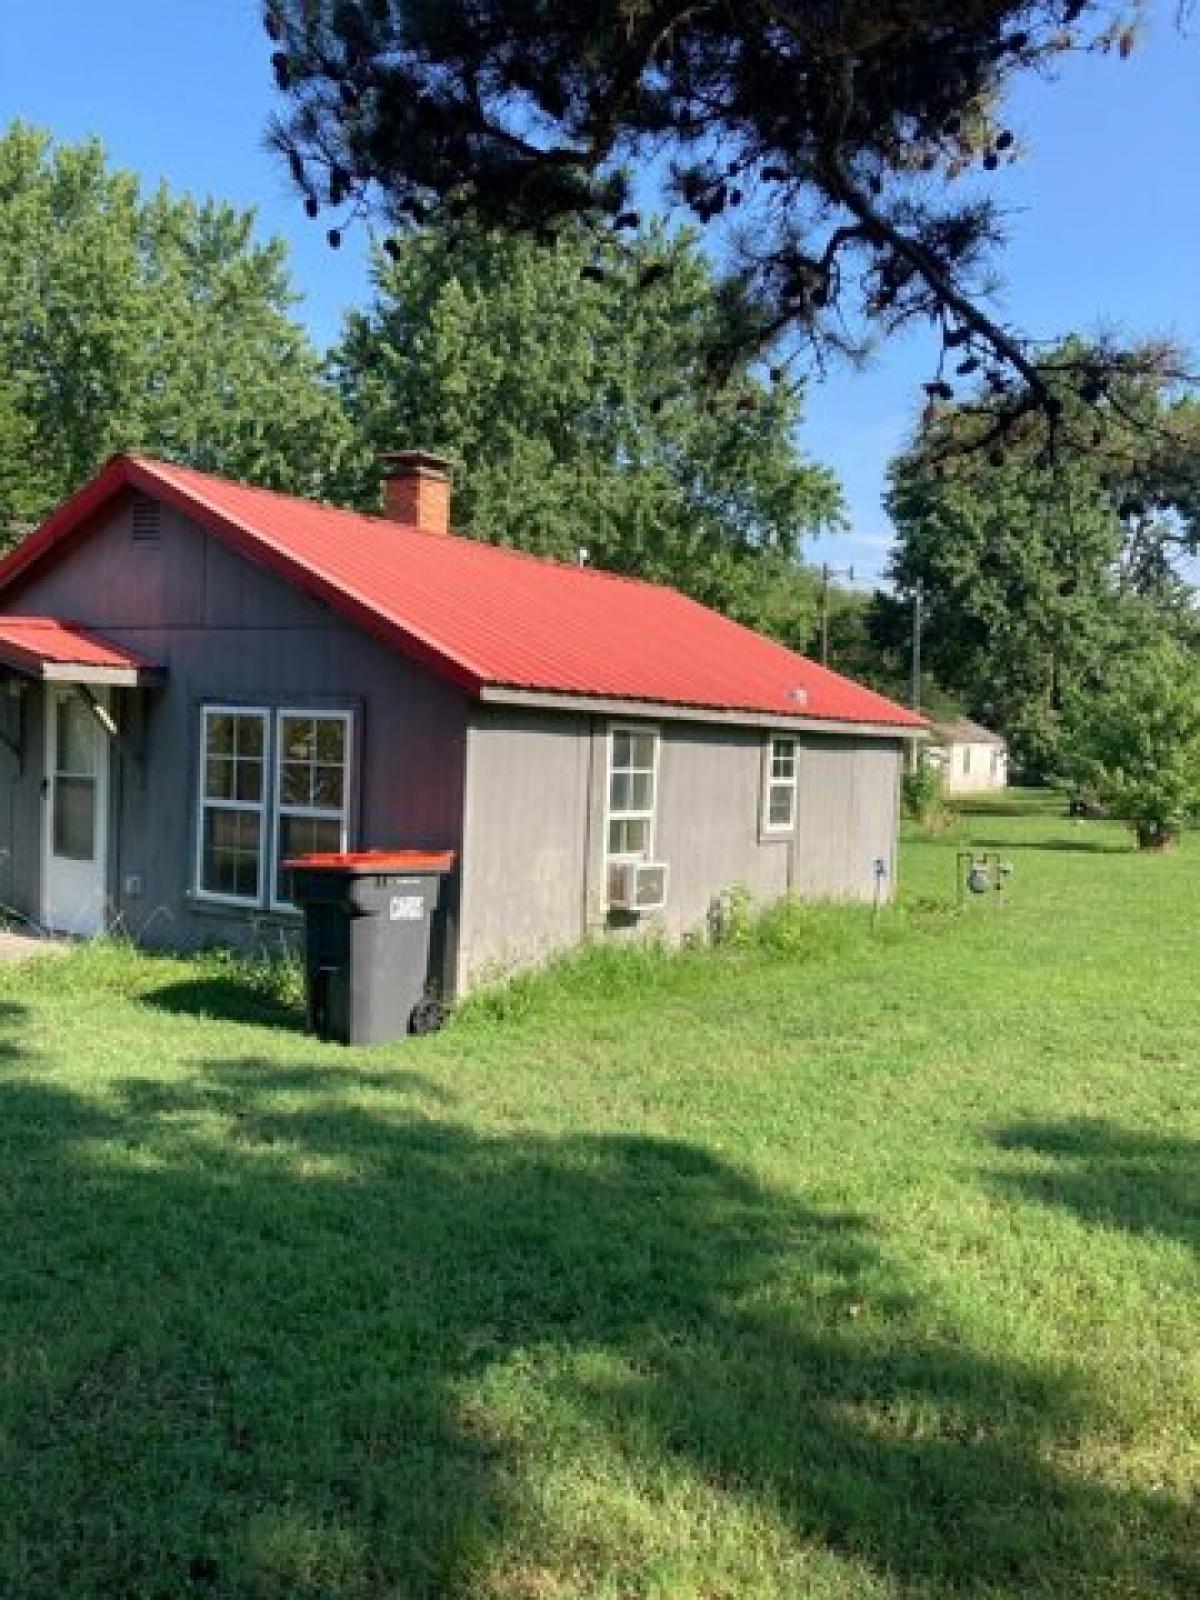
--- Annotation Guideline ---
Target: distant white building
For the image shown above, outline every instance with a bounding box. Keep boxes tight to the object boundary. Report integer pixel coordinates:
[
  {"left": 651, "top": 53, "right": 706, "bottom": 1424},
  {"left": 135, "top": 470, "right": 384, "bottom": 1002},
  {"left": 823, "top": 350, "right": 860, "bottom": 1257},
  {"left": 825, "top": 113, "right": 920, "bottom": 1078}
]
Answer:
[{"left": 927, "top": 718, "right": 1008, "bottom": 793}]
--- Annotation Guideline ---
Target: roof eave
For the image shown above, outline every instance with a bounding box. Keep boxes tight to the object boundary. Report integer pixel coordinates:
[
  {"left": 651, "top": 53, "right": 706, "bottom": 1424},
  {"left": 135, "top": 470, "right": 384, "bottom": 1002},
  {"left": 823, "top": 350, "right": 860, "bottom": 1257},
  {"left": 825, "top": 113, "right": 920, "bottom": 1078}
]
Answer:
[
  {"left": 477, "top": 684, "right": 926, "bottom": 738},
  {"left": 0, "top": 637, "right": 164, "bottom": 688},
  {"left": 40, "top": 661, "right": 164, "bottom": 688}
]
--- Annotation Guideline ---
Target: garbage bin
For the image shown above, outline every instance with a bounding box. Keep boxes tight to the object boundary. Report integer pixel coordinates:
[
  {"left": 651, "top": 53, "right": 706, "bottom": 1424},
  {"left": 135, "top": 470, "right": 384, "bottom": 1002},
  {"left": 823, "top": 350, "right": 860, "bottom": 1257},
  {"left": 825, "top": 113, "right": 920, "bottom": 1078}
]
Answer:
[{"left": 283, "top": 850, "right": 456, "bottom": 1045}]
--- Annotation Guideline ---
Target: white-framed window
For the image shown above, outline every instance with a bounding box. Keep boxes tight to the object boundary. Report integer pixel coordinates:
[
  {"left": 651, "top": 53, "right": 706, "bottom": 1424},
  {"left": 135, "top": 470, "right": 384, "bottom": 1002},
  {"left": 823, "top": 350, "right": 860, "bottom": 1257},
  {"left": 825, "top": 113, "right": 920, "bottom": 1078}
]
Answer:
[
  {"left": 762, "top": 736, "right": 798, "bottom": 834},
  {"left": 196, "top": 706, "right": 269, "bottom": 905},
  {"left": 606, "top": 724, "right": 659, "bottom": 863},
  {"left": 194, "top": 705, "right": 353, "bottom": 911},
  {"left": 271, "top": 711, "right": 353, "bottom": 907}
]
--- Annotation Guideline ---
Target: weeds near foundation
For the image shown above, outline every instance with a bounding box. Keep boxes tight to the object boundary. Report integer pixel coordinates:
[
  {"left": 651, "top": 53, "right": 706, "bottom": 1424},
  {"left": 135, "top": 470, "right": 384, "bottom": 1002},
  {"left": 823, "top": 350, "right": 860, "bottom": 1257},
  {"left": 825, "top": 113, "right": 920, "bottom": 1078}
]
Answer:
[{"left": 459, "top": 895, "right": 913, "bottom": 1026}]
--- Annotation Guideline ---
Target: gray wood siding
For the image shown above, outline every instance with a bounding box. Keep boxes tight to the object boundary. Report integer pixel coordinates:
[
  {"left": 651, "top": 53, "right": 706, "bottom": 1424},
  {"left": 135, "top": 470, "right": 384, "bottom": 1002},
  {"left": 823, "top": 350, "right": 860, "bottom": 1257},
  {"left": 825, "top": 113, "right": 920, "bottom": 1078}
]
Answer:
[
  {"left": 791, "top": 736, "right": 902, "bottom": 900},
  {"left": 0, "top": 497, "right": 469, "bottom": 952},
  {"left": 460, "top": 707, "right": 903, "bottom": 990},
  {"left": 459, "top": 707, "right": 593, "bottom": 988},
  {"left": 651, "top": 723, "right": 791, "bottom": 936},
  {"left": 15, "top": 498, "right": 209, "bottom": 630}
]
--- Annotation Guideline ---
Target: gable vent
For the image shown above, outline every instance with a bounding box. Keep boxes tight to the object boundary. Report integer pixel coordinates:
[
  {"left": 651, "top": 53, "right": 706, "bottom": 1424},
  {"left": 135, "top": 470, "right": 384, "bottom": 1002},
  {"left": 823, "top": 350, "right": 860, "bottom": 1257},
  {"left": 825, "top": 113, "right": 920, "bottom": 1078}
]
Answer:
[{"left": 131, "top": 496, "right": 161, "bottom": 543}]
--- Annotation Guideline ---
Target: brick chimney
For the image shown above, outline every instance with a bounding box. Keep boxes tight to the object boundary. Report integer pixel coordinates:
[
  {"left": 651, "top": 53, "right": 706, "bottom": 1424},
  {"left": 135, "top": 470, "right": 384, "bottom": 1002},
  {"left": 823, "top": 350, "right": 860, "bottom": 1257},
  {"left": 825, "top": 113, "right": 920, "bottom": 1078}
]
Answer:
[{"left": 380, "top": 450, "right": 451, "bottom": 533}]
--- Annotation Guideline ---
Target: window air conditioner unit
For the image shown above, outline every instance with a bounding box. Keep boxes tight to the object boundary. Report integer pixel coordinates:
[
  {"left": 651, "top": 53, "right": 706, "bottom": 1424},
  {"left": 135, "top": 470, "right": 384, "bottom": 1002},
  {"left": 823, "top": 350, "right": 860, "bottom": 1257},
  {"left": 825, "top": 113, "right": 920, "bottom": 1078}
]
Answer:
[{"left": 608, "top": 860, "right": 669, "bottom": 913}]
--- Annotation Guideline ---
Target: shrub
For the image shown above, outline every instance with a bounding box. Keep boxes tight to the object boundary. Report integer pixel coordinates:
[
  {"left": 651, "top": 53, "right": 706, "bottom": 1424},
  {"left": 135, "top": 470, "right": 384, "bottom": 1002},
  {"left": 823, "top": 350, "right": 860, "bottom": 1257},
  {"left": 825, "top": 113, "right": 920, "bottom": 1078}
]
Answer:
[
  {"left": 902, "top": 757, "right": 949, "bottom": 830},
  {"left": 1061, "top": 634, "right": 1200, "bottom": 850},
  {"left": 706, "top": 884, "right": 758, "bottom": 947}
]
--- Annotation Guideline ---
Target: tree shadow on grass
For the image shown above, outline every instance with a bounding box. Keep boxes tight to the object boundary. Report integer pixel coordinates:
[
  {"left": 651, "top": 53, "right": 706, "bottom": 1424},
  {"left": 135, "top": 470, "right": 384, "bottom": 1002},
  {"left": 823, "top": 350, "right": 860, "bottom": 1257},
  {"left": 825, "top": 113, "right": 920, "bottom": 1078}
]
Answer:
[
  {"left": 990, "top": 1117, "right": 1199, "bottom": 1252},
  {"left": 953, "top": 795, "right": 1063, "bottom": 820},
  {"left": 140, "top": 974, "right": 305, "bottom": 1031},
  {"left": 966, "top": 833, "right": 1132, "bottom": 855},
  {"left": 0, "top": 1050, "right": 1194, "bottom": 1598},
  {"left": 116, "top": 1055, "right": 457, "bottom": 1116},
  {"left": 0, "top": 998, "right": 27, "bottom": 1064}
]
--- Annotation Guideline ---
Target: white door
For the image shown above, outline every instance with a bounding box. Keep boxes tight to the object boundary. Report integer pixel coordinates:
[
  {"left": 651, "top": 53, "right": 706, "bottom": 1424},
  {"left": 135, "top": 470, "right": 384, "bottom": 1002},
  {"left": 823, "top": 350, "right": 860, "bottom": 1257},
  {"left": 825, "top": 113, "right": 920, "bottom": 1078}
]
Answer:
[{"left": 42, "top": 687, "right": 109, "bottom": 936}]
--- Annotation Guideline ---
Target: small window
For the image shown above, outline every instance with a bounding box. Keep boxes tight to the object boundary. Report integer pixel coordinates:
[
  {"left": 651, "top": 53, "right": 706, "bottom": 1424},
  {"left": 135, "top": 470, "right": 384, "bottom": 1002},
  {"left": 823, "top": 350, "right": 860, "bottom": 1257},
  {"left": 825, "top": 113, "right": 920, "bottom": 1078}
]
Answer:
[
  {"left": 962, "top": 746, "right": 972, "bottom": 775},
  {"left": 762, "top": 737, "right": 797, "bottom": 834},
  {"left": 272, "top": 711, "right": 352, "bottom": 905},
  {"left": 607, "top": 724, "right": 658, "bottom": 867},
  {"left": 196, "top": 707, "right": 268, "bottom": 903}
]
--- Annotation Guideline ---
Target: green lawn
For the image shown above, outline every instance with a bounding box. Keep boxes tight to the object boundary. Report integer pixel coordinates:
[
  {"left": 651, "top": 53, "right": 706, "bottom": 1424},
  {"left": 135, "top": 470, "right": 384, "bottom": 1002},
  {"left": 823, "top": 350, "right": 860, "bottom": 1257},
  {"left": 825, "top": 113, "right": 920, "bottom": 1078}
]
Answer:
[{"left": 1, "top": 792, "right": 1197, "bottom": 1599}]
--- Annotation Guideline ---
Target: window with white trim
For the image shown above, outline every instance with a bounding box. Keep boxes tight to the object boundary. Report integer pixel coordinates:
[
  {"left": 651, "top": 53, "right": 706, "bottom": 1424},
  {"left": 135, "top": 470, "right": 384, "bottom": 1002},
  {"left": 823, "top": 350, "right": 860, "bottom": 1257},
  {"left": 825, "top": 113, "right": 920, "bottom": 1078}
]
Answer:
[
  {"left": 606, "top": 725, "right": 658, "bottom": 863},
  {"left": 197, "top": 707, "right": 268, "bottom": 903},
  {"left": 194, "top": 706, "right": 353, "bottom": 910},
  {"left": 763, "top": 736, "right": 798, "bottom": 833},
  {"left": 272, "top": 712, "right": 352, "bottom": 905}
]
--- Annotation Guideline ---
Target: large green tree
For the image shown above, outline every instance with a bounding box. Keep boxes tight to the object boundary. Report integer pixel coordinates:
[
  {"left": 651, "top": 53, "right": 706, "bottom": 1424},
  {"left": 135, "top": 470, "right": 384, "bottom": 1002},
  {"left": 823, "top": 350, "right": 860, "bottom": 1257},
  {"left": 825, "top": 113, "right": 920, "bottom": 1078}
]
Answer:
[
  {"left": 882, "top": 346, "right": 1200, "bottom": 774},
  {"left": 264, "top": 0, "right": 1167, "bottom": 417},
  {"left": 0, "top": 123, "right": 353, "bottom": 541},
  {"left": 331, "top": 223, "right": 843, "bottom": 640}
]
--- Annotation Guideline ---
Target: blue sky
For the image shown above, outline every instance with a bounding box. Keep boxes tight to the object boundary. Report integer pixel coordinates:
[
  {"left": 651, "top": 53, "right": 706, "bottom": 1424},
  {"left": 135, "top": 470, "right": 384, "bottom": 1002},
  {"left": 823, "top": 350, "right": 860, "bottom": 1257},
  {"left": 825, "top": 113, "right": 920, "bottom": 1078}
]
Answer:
[{"left": 2, "top": 2, "right": 1197, "bottom": 584}]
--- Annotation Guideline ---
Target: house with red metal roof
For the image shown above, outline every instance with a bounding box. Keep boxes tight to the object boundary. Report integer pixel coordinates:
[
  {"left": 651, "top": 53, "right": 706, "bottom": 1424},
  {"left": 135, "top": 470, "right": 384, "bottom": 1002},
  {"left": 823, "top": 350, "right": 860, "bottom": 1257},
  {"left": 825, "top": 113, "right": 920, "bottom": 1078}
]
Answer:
[{"left": 0, "top": 451, "right": 922, "bottom": 997}]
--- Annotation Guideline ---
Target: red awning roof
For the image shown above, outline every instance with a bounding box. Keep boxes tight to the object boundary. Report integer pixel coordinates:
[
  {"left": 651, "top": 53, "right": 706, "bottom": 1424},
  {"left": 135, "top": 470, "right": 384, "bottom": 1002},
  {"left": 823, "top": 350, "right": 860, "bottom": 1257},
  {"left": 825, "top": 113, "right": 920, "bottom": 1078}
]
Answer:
[
  {"left": 0, "top": 616, "right": 162, "bottom": 685},
  {"left": 0, "top": 455, "right": 922, "bottom": 730}
]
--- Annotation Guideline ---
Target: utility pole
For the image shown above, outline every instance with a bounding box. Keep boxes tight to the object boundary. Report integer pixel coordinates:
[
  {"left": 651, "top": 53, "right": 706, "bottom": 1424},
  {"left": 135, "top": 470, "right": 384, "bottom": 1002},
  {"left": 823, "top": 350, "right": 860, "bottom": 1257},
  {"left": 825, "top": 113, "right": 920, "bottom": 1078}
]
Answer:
[
  {"left": 910, "top": 579, "right": 924, "bottom": 713},
  {"left": 819, "top": 561, "right": 855, "bottom": 668}
]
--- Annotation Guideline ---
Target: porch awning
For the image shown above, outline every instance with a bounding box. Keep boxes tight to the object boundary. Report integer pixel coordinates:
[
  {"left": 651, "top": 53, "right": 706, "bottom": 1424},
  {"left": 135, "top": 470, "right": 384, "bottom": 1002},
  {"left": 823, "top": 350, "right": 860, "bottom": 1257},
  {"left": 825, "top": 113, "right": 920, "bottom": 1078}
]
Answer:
[{"left": 0, "top": 616, "right": 164, "bottom": 687}]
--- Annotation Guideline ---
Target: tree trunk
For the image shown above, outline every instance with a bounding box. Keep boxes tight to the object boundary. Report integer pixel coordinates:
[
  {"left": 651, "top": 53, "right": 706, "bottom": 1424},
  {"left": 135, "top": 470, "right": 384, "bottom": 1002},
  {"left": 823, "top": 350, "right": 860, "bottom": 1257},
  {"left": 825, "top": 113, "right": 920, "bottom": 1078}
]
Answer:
[{"left": 1135, "top": 821, "right": 1177, "bottom": 852}]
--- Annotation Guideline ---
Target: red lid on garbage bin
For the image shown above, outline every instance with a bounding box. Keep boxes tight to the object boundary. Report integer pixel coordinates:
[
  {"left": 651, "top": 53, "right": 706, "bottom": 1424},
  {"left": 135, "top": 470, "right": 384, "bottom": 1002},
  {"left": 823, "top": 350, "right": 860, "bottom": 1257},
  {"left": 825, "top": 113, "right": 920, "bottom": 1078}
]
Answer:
[{"left": 281, "top": 849, "right": 456, "bottom": 874}]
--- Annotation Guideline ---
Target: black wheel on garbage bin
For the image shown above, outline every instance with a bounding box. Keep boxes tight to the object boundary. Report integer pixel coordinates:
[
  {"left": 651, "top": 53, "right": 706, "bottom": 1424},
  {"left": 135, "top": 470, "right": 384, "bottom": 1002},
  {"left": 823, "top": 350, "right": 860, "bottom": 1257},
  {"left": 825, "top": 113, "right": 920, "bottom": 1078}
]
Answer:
[{"left": 409, "top": 997, "right": 446, "bottom": 1036}]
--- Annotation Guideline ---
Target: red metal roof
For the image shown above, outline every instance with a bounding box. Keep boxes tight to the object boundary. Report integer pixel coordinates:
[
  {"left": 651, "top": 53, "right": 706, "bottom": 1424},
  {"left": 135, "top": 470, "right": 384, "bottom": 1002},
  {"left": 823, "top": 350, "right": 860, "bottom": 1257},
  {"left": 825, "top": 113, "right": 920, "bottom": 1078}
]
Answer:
[
  {"left": 0, "top": 455, "right": 923, "bottom": 729},
  {"left": 0, "top": 615, "right": 160, "bottom": 678}
]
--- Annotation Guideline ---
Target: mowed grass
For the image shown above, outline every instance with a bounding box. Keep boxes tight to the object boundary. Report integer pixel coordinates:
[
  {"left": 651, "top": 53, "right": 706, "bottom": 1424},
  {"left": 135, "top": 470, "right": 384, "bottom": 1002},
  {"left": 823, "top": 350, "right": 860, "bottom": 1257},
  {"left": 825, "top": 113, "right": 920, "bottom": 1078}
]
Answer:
[{"left": 0, "top": 791, "right": 1197, "bottom": 1599}]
